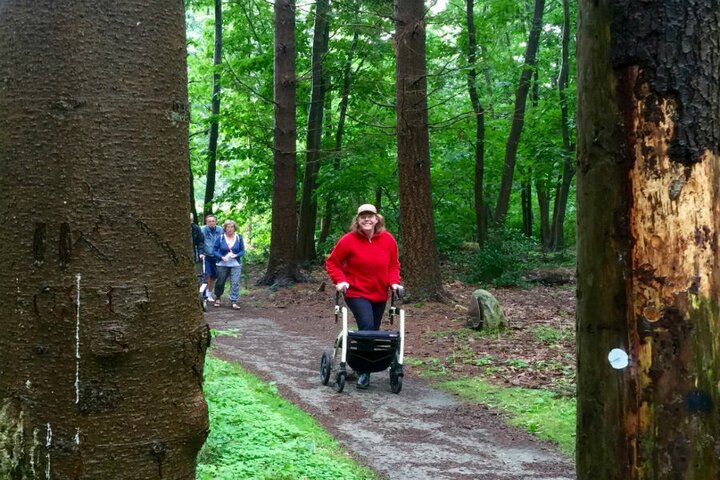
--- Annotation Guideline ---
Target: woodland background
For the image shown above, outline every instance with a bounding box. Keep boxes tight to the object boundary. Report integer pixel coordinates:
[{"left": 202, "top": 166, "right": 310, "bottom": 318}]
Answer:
[{"left": 185, "top": 0, "right": 576, "bottom": 282}]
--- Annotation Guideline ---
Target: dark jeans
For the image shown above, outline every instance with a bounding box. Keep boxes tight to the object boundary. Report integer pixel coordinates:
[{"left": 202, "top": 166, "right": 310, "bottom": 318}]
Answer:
[{"left": 345, "top": 297, "right": 386, "bottom": 331}]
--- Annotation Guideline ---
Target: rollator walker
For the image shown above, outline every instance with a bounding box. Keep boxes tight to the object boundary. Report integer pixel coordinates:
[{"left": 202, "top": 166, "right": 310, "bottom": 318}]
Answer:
[{"left": 319, "top": 288, "right": 405, "bottom": 393}]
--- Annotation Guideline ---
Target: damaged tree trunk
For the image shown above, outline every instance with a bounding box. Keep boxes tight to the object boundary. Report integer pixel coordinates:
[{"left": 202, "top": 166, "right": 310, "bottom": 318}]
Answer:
[
  {"left": 576, "top": 1, "right": 720, "bottom": 478},
  {"left": 0, "top": 2, "right": 209, "bottom": 478}
]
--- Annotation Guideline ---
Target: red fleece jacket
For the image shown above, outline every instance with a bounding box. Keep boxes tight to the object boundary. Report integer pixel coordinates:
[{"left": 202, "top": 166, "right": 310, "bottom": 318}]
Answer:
[{"left": 325, "top": 230, "right": 401, "bottom": 302}]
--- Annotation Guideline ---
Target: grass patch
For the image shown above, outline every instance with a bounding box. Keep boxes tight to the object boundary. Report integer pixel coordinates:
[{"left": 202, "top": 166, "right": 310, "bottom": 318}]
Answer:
[
  {"left": 532, "top": 325, "right": 573, "bottom": 344},
  {"left": 197, "top": 356, "right": 378, "bottom": 480},
  {"left": 437, "top": 377, "right": 576, "bottom": 456}
]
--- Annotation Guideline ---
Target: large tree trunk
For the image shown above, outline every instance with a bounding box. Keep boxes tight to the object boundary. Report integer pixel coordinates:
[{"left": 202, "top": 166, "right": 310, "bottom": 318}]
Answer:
[
  {"left": 549, "top": 0, "right": 574, "bottom": 251},
  {"left": 465, "top": 0, "right": 487, "bottom": 247},
  {"left": 259, "top": 0, "right": 303, "bottom": 287},
  {"left": 297, "top": 0, "right": 331, "bottom": 264},
  {"left": 394, "top": 0, "right": 444, "bottom": 301},
  {"left": 493, "top": 0, "right": 545, "bottom": 225},
  {"left": 203, "top": 0, "right": 223, "bottom": 217},
  {"left": 576, "top": 1, "right": 720, "bottom": 478},
  {"left": 0, "top": 2, "right": 209, "bottom": 478}
]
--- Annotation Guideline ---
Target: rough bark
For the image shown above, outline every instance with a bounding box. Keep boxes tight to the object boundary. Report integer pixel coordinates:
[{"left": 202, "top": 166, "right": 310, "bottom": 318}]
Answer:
[
  {"left": 494, "top": 0, "right": 545, "bottom": 225},
  {"left": 550, "top": 0, "right": 574, "bottom": 251},
  {"left": 297, "top": 0, "right": 331, "bottom": 264},
  {"left": 259, "top": 0, "right": 303, "bottom": 288},
  {"left": 0, "top": 2, "right": 209, "bottom": 478},
  {"left": 465, "top": 0, "right": 487, "bottom": 247},
  {"left": 577, "top": 1, "right": 720, "bottom": 478},
  {"left": 394, "top": 0, "right": 444, "bottom": 301},
  {"left": 203, "top": 0, "right": 223, "bottom": 218}
]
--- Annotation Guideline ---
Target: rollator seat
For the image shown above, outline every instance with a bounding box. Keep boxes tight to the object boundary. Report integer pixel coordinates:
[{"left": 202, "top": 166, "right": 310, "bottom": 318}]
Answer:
[{"left": 347, "top": 330, "right": 399, "bottom": 340}]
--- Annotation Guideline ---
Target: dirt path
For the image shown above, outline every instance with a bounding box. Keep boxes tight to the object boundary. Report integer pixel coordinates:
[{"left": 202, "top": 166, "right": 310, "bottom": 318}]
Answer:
[{"left": 207, "top": 303, "right": 576, "bottom": 480}]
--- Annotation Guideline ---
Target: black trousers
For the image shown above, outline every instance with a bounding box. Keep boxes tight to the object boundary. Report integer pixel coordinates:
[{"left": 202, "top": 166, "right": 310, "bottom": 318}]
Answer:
[{"left": 345, "top": 297, "right": 386, "bottom": 331}]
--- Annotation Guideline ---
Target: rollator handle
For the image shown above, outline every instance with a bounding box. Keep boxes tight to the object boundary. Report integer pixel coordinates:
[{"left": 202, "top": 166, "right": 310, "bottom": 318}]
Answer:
[
  {"left": 334, "top": 288, "right": 347, "bottom": 324},
  {"left": 389, "top": 286, "right": 404, "bottom": 325}
]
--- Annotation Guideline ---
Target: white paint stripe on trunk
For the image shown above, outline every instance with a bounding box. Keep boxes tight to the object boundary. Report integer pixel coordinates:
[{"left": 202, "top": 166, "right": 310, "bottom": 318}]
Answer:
[
  {"left": 45, "top": 423, "right": 52, "bottom": 480},
  {"left": 75, "top": 273, "right": 82, "bottom": 404}
]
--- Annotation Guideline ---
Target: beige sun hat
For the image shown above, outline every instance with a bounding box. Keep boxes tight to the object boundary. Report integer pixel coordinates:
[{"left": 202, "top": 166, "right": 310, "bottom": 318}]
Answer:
[{"left": 357, "top": 203, "right": 377, "bottom": 215}]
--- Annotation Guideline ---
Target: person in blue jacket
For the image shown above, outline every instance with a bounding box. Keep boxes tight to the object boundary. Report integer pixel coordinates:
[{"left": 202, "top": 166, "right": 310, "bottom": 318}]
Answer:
[
  {"left": 201, "top": 214, "right": 223, "bottom": 302},
  {"left": 212, "top": 219, "right": 245, "bottom": 309}
]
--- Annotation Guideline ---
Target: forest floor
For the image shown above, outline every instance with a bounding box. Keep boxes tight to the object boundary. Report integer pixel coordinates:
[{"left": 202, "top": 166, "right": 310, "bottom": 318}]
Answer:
[{"left": 206, "top": 265, "right": 576, "bottom": 479}]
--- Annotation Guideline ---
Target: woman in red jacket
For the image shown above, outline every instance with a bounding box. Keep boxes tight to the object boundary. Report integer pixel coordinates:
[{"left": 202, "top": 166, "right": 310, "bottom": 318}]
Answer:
[{"left": 325, "top": 203, "right": 402, "bottom": 389}]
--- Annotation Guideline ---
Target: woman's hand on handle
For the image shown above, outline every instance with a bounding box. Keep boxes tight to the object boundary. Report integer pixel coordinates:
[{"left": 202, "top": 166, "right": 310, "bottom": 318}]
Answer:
[
  {"left": 391, "top": 284, "right": 404, "bottom": 298},
  {"left": 336, "top": 282, "right": 349, "bottom": 293}
]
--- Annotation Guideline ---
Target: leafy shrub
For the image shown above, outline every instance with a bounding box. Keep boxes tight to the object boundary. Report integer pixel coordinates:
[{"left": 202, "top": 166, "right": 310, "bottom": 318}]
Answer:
[{"left": 449, "top": 228, "right": 541, "bottom": 286}]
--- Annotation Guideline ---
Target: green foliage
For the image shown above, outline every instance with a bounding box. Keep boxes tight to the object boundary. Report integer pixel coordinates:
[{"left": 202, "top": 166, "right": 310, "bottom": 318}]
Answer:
[
  {"left": 197, "top": 356, "right": 378, "bottom": 480},
  {"left": 186, "top": 0, "right": 578, "bottom": 259},
  {"left": 448, "top": 227, "right": 540, "bottom": 286},
  {"left": 438, "top": 378, "right": 576, "bottom": 456}
]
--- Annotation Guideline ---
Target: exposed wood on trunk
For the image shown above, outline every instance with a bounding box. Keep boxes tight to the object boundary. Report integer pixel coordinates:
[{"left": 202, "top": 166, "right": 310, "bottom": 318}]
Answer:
[
  {"left": 0, "top": 2, "right": 208, "bottom": 477},
  {"left": 577, "top": 1, "right": 720, "bottom": 478}
]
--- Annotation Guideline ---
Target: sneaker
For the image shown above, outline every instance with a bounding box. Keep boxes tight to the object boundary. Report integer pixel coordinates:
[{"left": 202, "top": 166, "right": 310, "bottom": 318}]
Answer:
[
  {"left": 356, "top": 372, "right": 370, "bottom": 389},
  {"left": 213, "top": 299, "right": 221, "bottom": 307},
  {"left": 206, "top": 292, "right": 215, "bottom": 301},
  {"left": 232, "top": 303, "right": 240, "bottom": 310}
]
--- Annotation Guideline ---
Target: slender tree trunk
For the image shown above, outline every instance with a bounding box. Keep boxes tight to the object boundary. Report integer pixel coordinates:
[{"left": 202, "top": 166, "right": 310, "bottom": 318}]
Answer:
[
  {"left": 297, "top": 0, "right": 330, "bottom": 264},
  {"left": 535, "top": 180, "right": 550, "bottom": 249},
  {"left": 494, "top": 0, "right": 545, "bottom": 225},
  {"left": 319, "top": 16, "right": 360, "bottom": 247},
  {"left": 521, "top": 174, "right": 533, "bottom": 237},
  {"left": 577, "top": 1, "right": 720, "bottom": 478},
  {"left": 259, "top": 0, "right": 303, "bottom": 287},
  {"left": 0, "top": 2, "right": 208, "bottom": 478},
  {"left": 394, "top": 0, "right": 444, "bottom": 301},
  {"left": 203, "top": 0, "right": 223, "bottom": 217},
  {"left": 549, "top": 0, "right": 574, "bottom": 251},
  {"left": 465, "top": 0, "right": 487, "bottom": 247}
]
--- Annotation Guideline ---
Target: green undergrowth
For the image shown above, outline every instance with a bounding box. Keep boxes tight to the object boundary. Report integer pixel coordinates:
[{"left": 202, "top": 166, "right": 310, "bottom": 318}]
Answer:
[
  {"left": 197, "top": 356, "right": 378, "bottom": 480},
  {"left": 437, "top": 377, "right": 576, "bottom": 456}
]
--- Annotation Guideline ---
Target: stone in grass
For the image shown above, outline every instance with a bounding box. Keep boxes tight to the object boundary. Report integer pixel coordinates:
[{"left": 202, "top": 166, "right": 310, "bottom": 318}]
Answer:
[{"left": 467, "top": 289, "right": 507, "bottom": 331}]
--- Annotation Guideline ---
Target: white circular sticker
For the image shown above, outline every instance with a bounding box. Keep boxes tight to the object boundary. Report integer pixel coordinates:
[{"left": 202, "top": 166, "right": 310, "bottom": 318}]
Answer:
[{"left": 608, "top": 348, "right": 629, "bottom": 369}]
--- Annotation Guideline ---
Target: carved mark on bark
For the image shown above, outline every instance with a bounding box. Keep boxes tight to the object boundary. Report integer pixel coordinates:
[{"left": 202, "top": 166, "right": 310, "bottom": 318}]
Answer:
[
  {"left": 149, "top": 441, "right": 167, "bottom": 478},
  {"left": 136, "top": 220, "right": 179, "bottom": 265},
  {"left": 90, "top": 286, "right": 148, "bottom": 357},
  {"left": 75, "top": 235, "right": 112, "bottom": 264},
  {"left": 33, "top": 223, "right": 46, "bottom": 266}
]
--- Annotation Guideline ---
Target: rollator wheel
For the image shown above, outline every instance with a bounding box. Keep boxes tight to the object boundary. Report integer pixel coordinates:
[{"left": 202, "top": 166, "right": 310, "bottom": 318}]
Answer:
[
  {"left": 390, "top": 373, "right": 403, "bottom": 394},
  {"left": 320, "top": 350, "right": 332, "bottom": 385},
  {"left": 334, "top": 371, "right": 346, "bottom": 393}
]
